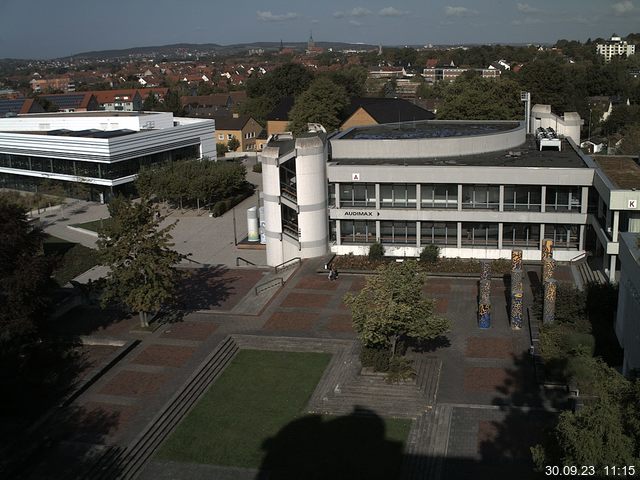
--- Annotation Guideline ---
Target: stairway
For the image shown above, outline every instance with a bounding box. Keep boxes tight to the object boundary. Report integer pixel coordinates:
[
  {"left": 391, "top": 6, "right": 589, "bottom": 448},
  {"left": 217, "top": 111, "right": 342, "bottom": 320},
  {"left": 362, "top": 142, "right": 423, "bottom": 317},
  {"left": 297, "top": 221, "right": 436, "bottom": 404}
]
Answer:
[
  {"left": 85, "top": 336, "right": 240, "bottom": 480},
  {"left": 571, "top": 258, "right": 608, "bottom": 290}
]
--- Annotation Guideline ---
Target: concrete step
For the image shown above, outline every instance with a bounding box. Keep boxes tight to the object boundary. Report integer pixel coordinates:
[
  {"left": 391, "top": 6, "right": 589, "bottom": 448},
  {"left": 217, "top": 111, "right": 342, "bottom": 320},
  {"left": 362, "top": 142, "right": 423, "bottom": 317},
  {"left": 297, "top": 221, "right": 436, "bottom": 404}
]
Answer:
[
  {"left": 423, "top": 404, "right": 453, "bottom": 480},
  {"left": 91, "top": 336, "right": 240, "bottom": 480}
]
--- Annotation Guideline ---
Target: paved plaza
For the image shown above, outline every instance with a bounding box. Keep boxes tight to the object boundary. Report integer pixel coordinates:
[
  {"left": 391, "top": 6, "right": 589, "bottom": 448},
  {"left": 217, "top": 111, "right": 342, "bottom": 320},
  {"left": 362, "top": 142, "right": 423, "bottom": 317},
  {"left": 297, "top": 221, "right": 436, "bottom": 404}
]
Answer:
[{"left": 16, "top": 250, "right": 563, "bottom": 480}]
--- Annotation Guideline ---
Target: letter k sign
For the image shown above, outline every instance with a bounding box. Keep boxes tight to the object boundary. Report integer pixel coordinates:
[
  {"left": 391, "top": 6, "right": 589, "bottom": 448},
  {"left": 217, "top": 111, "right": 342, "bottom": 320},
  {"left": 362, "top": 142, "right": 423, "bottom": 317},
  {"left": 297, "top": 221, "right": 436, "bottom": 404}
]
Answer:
[{"left": 629, "top": 199, "right": 637, "bottom": 209}]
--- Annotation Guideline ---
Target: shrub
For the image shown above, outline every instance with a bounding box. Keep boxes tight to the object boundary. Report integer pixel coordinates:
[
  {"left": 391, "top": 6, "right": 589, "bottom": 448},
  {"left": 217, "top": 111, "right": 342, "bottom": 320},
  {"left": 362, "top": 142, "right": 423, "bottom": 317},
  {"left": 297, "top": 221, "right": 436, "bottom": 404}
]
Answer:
[
  {"left": 563, "top": 333, "right": 596, "bottom": 357},
  {"left": 252, "top": 162, "right": 262, "bottom": 173},
  {"left": 360, "top": 346, "right": 391, "bottom": 372},
  {"left": 368, "top": 241, "right": 385, "bottom": 261},
  {"left": 420, "top": 244, "right": 440, "bottom": 263},
  {"left": 211, "top": 200, "right": 229, "bottom": 217},
  {"left": 385, "top": 357, "right": 416, "bottom": 383}
]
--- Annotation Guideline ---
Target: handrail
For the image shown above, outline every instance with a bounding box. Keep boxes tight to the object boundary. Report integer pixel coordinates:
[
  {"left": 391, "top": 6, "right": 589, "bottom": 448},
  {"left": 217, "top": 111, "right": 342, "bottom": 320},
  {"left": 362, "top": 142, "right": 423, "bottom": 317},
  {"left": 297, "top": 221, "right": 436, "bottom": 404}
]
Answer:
[
  {"left": 255, "top": 277, "right": 284, "bottom": 295},
  {"left": 274, "top": 257, "right": 301, "bottom": 274},
  {"left": 236, "top": 256, "right": 257, "bottom": 267},
  {"left": 569, "top": 252, "right": 588, "bottom": 264}
]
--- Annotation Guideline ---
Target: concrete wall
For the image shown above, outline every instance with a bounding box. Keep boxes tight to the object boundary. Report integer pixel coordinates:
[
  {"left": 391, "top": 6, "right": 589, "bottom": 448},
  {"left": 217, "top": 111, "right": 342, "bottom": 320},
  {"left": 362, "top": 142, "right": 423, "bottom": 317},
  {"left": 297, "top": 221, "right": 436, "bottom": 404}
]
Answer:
[
  {"left": 330, "top": 121, "right": 525, "bottom": 159},
  {"left": 530, "top": 104, "right": 582, "bottom": 145}
]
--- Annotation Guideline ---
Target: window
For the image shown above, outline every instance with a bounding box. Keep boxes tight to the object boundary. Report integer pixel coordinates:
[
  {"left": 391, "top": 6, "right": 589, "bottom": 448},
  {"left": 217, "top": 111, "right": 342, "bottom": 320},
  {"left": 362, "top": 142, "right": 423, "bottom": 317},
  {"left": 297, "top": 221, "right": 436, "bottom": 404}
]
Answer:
[
  {"left": 503, "top": 186, "right": 542, "bottom": 211},
  {"left": 380, "top": 184, "right": 417, "bottom": 208},
  {"left": 380, "top": 221, "right": 416, "bottom": 244},
  {"left": 421, "top": 222, "right": 457, "bottom": 245},
  {"left": 218, "top": 134, "right": 224, "bottom": 140},
  {"left": 462, "top": 185, "right": 500, "bottom": 210},
  {"left": 421, "top": 184, "right": 458, "bottom": 209},
  {"left": 544, "top": 224, "right": 579, "bottom": 250},
  {"left": 340, "top": 220, "right": 376, "bottom": 244},
  {"left": 227, "top": 134, "right": 233, "bottom": 140},
  {"left": 546, "top": 186, "right": 582, "bottom": 212},
  {"left": 461, "top": 223, "right": 499, "bottom": 247},
  {"left": 339, "top": 183, "right": 376, "bottom": 208},
  {"left": 502, "top": 224, "right": 540, "bottom": 247}
]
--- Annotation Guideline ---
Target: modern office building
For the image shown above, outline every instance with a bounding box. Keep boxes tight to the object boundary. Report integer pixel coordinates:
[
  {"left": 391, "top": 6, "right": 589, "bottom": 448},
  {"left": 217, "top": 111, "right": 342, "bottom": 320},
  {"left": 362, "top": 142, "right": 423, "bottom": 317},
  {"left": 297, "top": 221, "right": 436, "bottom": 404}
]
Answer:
[
  {"left": 0, "top": 111, "right": 215, "bottom": 201},
  {"left": 259, "top": 106, "right": 640, "bottom": 281}
]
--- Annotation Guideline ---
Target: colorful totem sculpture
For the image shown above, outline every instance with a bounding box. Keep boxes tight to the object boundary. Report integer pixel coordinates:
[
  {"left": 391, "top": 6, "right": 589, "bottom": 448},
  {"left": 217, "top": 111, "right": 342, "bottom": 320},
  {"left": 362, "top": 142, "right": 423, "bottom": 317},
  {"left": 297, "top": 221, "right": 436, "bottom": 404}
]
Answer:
[
  {"left": 542, "top": 238, "right": 553, "bottom": 260},
  {"left": 542, "top": 257, "right": 556, "bottom": 284},
  {"left": 543, "top": 279, "right": 557, "bottom": 324},
  {"left": 509, "top": 249, "right": 524, "bottom": 329},
  {"left": 478, "top": 261, "right": 491, "bottom": 328}
]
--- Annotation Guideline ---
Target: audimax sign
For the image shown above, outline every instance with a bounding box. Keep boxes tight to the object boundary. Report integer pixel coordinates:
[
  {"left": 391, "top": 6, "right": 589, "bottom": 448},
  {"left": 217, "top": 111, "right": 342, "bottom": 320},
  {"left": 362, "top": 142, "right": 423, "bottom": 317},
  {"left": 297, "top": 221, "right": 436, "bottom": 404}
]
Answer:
[{"left": 343, "top": 211, "right": 381, "bottom": 217}]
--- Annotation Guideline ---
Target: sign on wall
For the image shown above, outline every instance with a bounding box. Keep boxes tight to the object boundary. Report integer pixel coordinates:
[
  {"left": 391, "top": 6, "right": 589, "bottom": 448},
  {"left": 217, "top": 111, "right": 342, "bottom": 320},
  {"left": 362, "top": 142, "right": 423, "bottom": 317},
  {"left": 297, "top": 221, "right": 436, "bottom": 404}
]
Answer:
[
  {"left": 628, "top": 199, "right": 637, "bottom": 209},
  {"left": 352, "top": 173, "right": 360, "bottom": 181}
]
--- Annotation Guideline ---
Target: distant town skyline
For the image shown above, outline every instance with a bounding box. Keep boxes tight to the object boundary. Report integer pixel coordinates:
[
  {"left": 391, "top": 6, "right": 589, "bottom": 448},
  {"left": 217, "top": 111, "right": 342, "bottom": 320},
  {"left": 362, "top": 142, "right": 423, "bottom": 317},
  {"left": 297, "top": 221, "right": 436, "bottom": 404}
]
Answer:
[{"left": 0, "top": 0, "right": 638, "bottom": 59}]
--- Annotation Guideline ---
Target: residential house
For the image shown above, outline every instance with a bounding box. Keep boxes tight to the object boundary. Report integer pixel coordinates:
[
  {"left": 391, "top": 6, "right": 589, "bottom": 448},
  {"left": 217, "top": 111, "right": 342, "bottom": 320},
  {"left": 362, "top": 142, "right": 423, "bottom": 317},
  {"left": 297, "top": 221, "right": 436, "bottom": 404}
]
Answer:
[
  {"left": 214, "top": 114, "right": 263, "bottom": 152},
  {"left": 0, "top": 98, "right": 45, "bottom": 117},
  {"left": 38, "top": 92, "right": 99, "bottom": 112},
  {"left": 266, "top": 97, "right": 295, "bottom": 136},
  {"left": 340, "top": 98, "right": 435, "bottom": 131}
]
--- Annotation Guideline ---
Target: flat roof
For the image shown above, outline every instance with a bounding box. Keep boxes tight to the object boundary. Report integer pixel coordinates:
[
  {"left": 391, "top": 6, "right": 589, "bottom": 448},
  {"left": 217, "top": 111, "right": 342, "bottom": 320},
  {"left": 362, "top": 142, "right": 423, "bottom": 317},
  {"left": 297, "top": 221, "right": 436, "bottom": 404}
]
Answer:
[
  {"left": 337, "top": 120, "right": 520, "bottom": 140},
  {"left": 18, "top": 111, "right": 156, "bottom": 118},
  {"left": 594, "top": 156, "right": 640, "bottom": 190},
  {"left": 330, "top": 136, "right": 588, "bottom": 168},
  {"left": 5, "top": 128, "right": 138, "bottom": 139}
]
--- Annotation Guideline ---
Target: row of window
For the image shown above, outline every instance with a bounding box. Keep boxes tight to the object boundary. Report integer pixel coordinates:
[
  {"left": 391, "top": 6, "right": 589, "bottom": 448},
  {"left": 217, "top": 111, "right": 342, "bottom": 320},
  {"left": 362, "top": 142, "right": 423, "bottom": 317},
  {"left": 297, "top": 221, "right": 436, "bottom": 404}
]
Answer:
[
  {"left": 335, "top": 220, "right": 579, "bottom": 249},
  {"left": 0, "top": 146, "right": 199, "bottom": 180},
  {"left": 334, "top": 184, "right": 582, "bottom": 212}
]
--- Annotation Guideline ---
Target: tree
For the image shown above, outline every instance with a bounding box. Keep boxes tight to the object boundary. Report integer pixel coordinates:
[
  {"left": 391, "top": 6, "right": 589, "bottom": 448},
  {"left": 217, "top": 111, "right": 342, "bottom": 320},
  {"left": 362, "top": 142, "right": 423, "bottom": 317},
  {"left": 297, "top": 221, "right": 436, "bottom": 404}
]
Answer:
[
  {"left": 97, "top": 197, "right": 187, "bottom": 327},
  {"left": 245, "top": 63, "right": 314, "bottom": 102},
  {"left": 227, "top": 136, "right": 240, "bottom": 152},
  {"left": 288, "top": 77, "right": 349, "bottom": 133},
  {"left": 437, "top": 76, "right": 523, "bottom": 120},
  {"left": 142, "top": 92, "right": 161, "bottom": 111},
  {"left": 216, "top": 142, "right": 227, "bottom": 157},
  {"left": 344, "top": 261, "right": 450, "bottom": 356},
  {"left": 531, "top": 363, "right": 640, "bottom": 471},
  {"left": 617, "top": 124, "right": 640, "bottom": 155}
]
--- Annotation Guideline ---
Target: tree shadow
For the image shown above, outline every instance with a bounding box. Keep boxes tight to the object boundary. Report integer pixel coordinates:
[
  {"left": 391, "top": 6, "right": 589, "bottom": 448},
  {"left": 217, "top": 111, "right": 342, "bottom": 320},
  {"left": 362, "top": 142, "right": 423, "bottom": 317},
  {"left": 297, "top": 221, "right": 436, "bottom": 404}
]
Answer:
[
  {"left": 409, "top": 336, "right": 452, "bottom": 353},
  {"left": 0, "top": 333, "right": 124, "bottom": 479},
  {"left": 257, "top": 407, "right": 405, "bottom": 480},
  {"left": 174, "top": 265, "right": 235, "bottom": 315},
  {"left": 474, "top": 348, "right": 565, "bottom": 480}
]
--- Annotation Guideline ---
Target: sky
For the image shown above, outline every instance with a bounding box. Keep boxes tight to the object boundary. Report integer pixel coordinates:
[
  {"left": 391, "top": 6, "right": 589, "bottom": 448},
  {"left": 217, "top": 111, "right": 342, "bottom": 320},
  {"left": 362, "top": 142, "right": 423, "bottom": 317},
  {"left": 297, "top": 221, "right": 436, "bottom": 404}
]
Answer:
[{"left": 0, "top": 0, "right": 638, "bottom": 59}]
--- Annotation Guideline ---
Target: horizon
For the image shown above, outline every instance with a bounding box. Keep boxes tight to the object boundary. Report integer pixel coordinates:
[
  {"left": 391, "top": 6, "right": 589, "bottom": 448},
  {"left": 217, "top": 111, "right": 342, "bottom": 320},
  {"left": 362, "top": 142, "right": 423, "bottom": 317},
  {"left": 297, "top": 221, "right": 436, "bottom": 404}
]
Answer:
[{"left": 0, "top": 0, "right": 638, "bottom": 60}]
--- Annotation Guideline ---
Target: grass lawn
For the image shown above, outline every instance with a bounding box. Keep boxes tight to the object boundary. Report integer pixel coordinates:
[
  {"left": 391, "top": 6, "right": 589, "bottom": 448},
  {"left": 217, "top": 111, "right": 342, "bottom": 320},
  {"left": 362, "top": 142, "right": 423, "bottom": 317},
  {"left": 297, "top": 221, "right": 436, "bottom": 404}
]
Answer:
[
  {"left": 157, "top": 350, "right": 411, "bottom": 477},
  {"left": 70, "top": 218, "right": 111, "bottom": 233},
  {"left": 43, "top": 235, "right": 99, "bottom": 285}
]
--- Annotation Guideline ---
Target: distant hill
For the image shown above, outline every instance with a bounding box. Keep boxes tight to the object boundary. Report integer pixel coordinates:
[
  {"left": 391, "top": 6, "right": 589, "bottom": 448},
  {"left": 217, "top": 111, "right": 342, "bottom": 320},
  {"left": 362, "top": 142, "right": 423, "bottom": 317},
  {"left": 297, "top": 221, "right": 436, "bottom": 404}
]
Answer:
[{"left": 66, "top": 41, "right": 379, "bottom": 60}]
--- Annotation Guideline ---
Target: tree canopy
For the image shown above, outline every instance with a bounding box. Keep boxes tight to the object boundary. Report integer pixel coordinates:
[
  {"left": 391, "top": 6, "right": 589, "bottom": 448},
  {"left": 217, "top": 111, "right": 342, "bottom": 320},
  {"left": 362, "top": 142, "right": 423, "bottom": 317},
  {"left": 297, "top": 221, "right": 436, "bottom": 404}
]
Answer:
[
  {"left": 437, "top": 76, "right": 523, "bottom": 120},
  {"left": 136, "top": 159, "right": 251, "bottom": 210},
  {"left": 344, "top": 261, "right": 450, "bottom": 355},
  {"left": 246, "top": 63, "right": 315, "bottom": 102},
  {"left": 288, "top": 77, "right": 349, "bottom": 134},
  {"left": 97, "top": 197, "right": 186, "bottom": 327}
]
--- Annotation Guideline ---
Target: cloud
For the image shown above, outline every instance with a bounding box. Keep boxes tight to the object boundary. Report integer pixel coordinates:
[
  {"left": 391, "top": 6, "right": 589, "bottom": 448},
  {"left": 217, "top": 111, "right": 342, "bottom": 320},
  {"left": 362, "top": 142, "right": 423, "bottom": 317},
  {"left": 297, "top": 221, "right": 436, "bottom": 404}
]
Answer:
[
  {"left": 256, "top": 11, "right": 299, "bottom": 22},
  {"left": 378, "top": 6, "right": 409, "bottom": 16},
  {"left": 333, "top": 7, "right": 371, "bottom": 18},
  {"left": 349, "top": 19, "right": 363, "bottom": 26},
  {"left": 512, "top": 17, "right": 542, "bottom": 25},
  {"left": 612, "top": 0, "right": 635, "bottom": 14},
  {"left": 444, "top": 6, "right": 478, "bottom": 17},
  {"left": 516, "top": 3, "right": 539, "bottom": 13}
]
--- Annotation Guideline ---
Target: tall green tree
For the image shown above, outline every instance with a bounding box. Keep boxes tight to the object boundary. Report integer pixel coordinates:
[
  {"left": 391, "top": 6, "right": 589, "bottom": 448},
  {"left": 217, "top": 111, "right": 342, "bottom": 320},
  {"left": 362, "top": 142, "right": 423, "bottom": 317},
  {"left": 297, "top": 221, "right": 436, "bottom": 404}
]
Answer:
[
  {"left": 344, "top": 261, "right": 450, "bottom": 356},
  {"left": 531, "top": 362, "right": 640, "bottom": 471},
  {"left": 288, "top": 77, "right": 349, "bottom": 133},
  {"left": 437, "top": 76, "right": 523, "bottom": 120},
  {"left": 97, "top": 197, "right": 187, "bottom": 327},
  {"left": 245, "top": 63, "right": 314, "bottom": 102},
  {"left": 618, "top": 124, "right": 640, "bottom": 155}
]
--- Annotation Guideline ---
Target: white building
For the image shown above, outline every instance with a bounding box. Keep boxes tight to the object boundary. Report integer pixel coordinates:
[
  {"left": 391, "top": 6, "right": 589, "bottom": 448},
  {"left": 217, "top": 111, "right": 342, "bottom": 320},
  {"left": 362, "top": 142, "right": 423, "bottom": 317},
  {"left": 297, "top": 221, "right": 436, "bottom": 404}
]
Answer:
[
  {"left": 0, "top": 111, "right": 215, "bottom": 201},
  {"left": 596, "top": 35, "right": 636, "bottom": 62}
]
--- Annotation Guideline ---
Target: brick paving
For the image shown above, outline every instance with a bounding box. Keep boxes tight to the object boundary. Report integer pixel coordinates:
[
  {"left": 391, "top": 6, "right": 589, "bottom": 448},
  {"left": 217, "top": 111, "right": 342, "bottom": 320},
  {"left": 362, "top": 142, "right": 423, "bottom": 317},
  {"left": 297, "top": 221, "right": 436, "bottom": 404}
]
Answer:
[
  {"left": 131, "top": 345, "right": 197, "bottom": 368},
  {"left": 99, "top": 370, "right": 169, "bottom": 397},
  {"left": 28, "top": 256, "right": 564, "bottom": 480}
]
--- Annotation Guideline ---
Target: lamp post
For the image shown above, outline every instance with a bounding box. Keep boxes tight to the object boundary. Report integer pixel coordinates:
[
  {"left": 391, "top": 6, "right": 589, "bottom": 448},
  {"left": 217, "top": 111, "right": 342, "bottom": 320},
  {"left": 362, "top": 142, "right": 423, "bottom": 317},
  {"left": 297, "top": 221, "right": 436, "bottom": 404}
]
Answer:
[{"left": 588, "top": 108, "right": 592, "bottom": 142}]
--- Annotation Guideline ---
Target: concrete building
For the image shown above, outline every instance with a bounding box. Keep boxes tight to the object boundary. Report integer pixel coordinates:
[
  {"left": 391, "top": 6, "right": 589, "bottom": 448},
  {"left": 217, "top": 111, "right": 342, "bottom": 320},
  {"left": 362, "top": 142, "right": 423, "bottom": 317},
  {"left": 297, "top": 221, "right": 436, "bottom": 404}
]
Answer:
[
  {"left": 422, "top": 66, "right": 501, "bottom": 83},
  {"left": 615, "top": 232, "right": 640, "bottom": 376},
  {"left": 0, "top": 111, "right": 215, "bottom": 201},
  {"left": 259, "top": 107, "right": 640, "bottom": 279},
  {"left": 214, "top": 114, "right": 263, "bottom": 152},
  {"left": 596, "top": 35, "right": 636, "bottom": 62}
]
